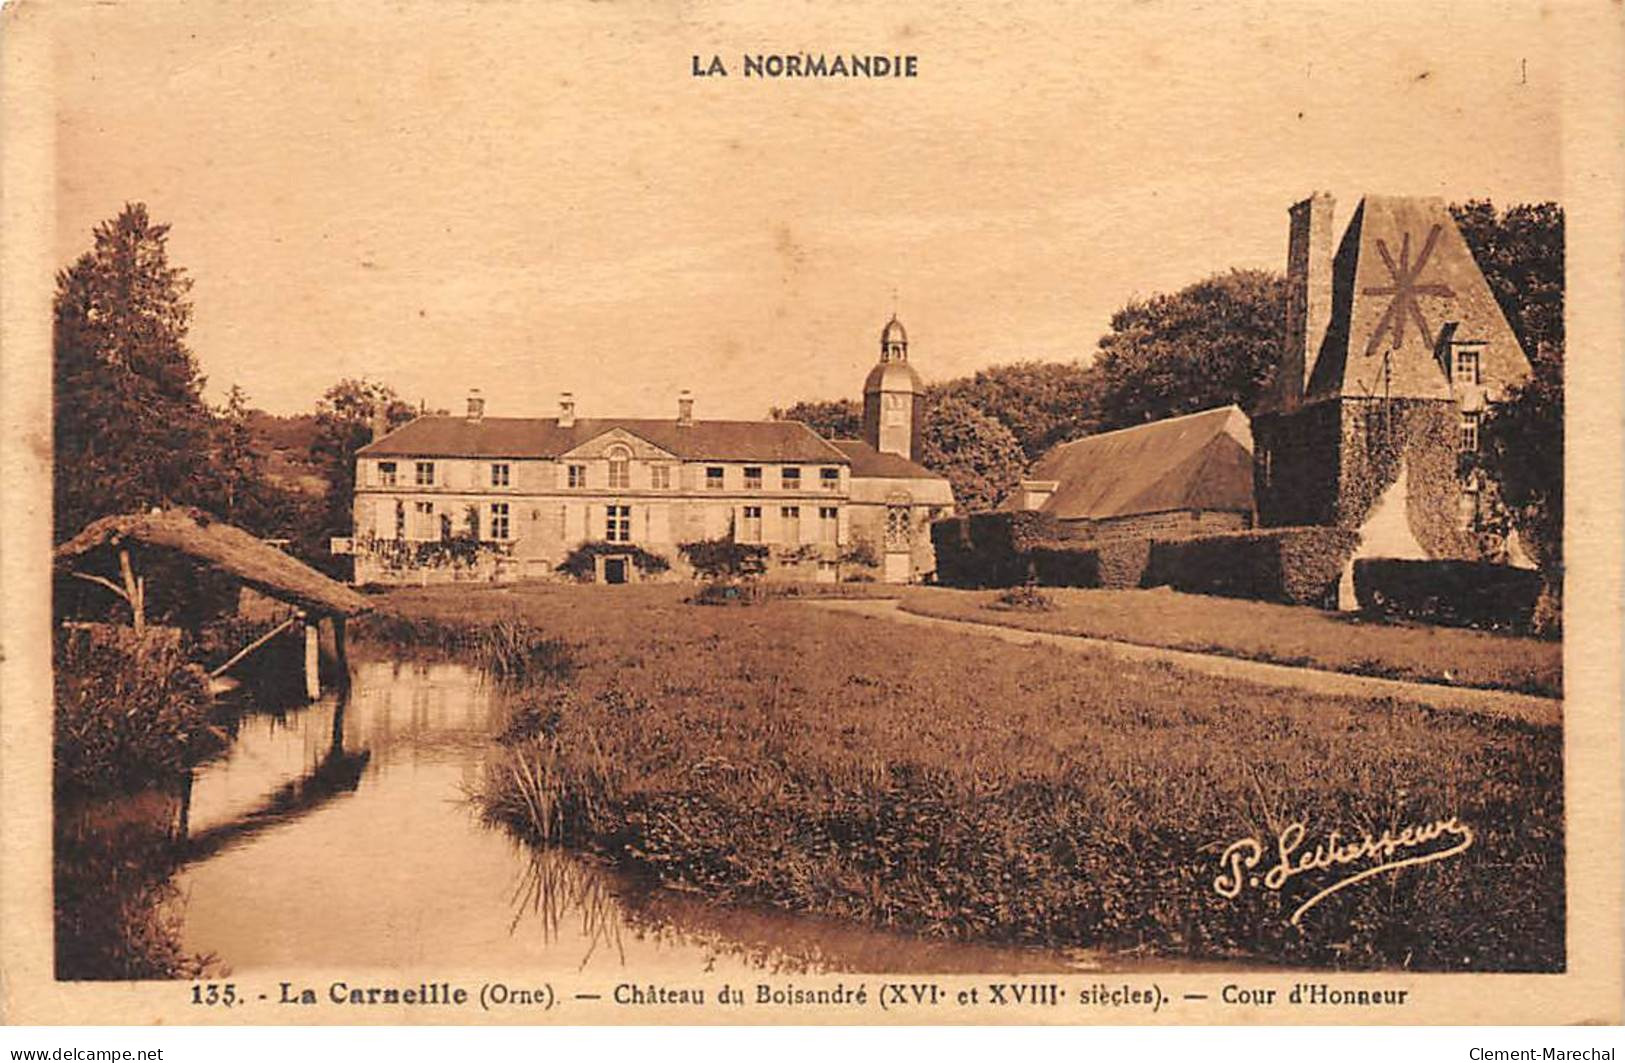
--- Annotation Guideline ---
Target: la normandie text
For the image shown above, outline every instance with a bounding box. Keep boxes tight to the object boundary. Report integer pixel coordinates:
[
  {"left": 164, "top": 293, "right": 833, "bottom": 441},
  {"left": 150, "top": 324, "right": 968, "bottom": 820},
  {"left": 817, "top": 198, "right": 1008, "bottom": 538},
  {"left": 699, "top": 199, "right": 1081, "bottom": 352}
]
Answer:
[{"left": 692, "top": 54, "right": 918, "bottom": 79}]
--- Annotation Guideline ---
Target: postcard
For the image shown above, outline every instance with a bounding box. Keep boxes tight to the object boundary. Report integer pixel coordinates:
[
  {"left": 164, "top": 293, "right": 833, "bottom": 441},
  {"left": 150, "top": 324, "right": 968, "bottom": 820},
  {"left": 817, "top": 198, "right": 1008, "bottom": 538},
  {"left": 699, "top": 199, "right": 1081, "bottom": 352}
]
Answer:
[{"left": 1, "top": 0, "right": 1620, "bottom": 1027}]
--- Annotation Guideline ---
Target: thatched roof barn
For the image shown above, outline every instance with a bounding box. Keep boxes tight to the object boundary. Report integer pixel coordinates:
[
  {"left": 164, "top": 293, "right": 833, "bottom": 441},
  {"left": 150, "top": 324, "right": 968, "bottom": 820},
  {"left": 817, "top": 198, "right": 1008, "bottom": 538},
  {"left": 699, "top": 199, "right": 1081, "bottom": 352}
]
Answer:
[{"left": 55, "top": 508, "right": 369, "bottom": 617}]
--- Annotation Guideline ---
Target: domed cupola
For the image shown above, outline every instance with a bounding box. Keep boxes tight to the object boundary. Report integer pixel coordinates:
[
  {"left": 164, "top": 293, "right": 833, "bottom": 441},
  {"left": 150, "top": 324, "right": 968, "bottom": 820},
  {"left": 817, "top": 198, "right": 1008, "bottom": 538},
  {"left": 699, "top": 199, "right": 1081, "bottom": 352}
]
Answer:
[
  {"left": 863, "top": 314, "right": 926, "bottom": 461},
  {"left": 880, "top": 315, "right": 909, "bottom": 361}
]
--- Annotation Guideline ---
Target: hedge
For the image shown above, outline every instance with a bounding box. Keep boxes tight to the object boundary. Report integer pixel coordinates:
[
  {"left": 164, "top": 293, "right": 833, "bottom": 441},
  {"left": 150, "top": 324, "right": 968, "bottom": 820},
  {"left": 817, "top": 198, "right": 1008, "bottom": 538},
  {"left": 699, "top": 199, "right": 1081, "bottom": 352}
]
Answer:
[
  {"left": 1143, "top": 526, "right": 1360, "bottom": 606},
  {"left": 934, "top": 516, "right": 1360, "bottom": 606},
  {"left": 930, "top": 512, "right": 1057, "bottom": 588},
  {"left": 1029, "top": 538, "right": 1152, "bottom": 589},
  {"left": 1353, "top": 559, "right": 1544, "bottom": 633}
]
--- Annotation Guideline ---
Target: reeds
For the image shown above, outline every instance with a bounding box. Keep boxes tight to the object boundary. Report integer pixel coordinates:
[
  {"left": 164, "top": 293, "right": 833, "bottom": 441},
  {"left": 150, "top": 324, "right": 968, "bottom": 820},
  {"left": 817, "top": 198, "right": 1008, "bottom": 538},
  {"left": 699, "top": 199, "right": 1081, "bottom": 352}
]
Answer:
[
  {"left": 357, "top": 610, "right": 574, "bottom": 683},
  {"left": 398, "top": 583, "right": 1561, "bottom": 970}
]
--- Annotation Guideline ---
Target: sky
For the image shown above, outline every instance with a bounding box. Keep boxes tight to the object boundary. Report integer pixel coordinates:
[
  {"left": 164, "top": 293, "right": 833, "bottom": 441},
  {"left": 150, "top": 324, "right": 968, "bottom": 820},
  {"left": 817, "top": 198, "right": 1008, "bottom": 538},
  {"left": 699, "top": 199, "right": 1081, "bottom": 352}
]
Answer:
[{"left": 49, "top": 0, "right": 1563, "bottom": 419}]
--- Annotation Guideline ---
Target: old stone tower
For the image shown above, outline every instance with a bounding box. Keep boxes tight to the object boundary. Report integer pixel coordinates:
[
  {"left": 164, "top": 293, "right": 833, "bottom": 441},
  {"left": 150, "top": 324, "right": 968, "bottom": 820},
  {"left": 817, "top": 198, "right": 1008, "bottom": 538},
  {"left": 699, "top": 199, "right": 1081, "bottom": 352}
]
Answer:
[
  {"left": 1252, "top": 193, "right": 1533, "bottom": 562},
  {"left": 862, "top": 315, "right": 926, "bottom": 461}
]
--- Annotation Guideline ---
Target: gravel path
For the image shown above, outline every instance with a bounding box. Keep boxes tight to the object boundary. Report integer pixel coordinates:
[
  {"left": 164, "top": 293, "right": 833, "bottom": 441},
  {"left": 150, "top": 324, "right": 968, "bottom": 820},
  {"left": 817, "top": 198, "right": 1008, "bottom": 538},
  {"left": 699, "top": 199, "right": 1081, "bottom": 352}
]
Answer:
[{"left": 804, "top": 598, "right": 1562, "bottom": 726}]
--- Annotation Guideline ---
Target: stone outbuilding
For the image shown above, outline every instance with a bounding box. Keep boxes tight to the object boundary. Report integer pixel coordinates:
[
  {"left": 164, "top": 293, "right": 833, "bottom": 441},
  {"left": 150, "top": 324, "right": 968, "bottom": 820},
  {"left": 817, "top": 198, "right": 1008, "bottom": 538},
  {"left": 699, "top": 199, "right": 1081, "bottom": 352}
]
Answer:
[{"left": 1007, "top": 405, "right": 1255, "bottom": 541}]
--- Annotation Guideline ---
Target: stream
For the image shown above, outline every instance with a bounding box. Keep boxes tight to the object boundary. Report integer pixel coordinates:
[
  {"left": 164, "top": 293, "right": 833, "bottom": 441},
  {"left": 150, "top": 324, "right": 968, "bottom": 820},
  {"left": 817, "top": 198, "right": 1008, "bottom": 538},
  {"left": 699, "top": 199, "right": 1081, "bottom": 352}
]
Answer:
[{"left": 141, "top": 651, "right": 1102, "bottom": 977}]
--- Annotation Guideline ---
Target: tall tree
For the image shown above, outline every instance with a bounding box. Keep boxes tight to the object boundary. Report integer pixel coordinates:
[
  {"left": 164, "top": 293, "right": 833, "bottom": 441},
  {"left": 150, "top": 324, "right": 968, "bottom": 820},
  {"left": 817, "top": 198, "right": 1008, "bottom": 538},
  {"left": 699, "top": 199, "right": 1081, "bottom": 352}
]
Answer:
[
  {"left": 920, "top": 397, "right": 1026, "bottom": 512},
  {"left": 1450, "top": 200, "right": 1564, "bottom": 363},
  {"left": 771, "top": 398, "right": 862, "bottom": 439},
  {"left": 210, "top": 384, "right": 269, "bottom": 530},
  {"left": 53, "top": 204, "right": 220, "bottom": 540},
  {"left": 309, "top": 379, "right": 417, "bottom": 539},
  {"left": 1087, "top": 269, "right": 1285, "bottom": 431},
  {"left": 1451, "top": 200, "right": 1564, "bottom": 615},
  {"left": 929, "top": 360, "right": 1100, "bottom": 460}
]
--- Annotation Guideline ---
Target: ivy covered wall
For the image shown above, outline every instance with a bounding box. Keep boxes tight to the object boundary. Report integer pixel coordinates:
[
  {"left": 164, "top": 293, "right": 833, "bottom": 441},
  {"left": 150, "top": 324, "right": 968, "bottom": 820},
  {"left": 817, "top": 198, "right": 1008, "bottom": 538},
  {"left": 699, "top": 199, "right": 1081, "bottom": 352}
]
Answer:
[{"left": 1256, "top": 397, "right": 1504, "bottom": 563}]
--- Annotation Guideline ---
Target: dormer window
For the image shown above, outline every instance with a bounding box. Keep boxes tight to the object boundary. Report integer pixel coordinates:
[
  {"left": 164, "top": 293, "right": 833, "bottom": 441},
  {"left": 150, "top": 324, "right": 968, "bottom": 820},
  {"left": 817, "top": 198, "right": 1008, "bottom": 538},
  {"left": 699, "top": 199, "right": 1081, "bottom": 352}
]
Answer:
[{"left": 1453, "top": 346, "right": 1482, "bottom": 385}]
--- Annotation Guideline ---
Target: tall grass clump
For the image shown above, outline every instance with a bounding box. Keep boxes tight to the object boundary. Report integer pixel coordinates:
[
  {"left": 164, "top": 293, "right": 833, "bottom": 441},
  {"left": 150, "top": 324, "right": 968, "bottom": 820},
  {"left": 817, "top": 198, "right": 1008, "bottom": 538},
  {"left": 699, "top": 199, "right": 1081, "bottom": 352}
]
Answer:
[
  {"left": 358, "top": 609, "right": 574, "bottom": 683},
  {"left": 54, "top": 630, "right": 222, "bottom": 796},
  {"left": 52, "top": 632, "right": 221, "bottom": 980}
]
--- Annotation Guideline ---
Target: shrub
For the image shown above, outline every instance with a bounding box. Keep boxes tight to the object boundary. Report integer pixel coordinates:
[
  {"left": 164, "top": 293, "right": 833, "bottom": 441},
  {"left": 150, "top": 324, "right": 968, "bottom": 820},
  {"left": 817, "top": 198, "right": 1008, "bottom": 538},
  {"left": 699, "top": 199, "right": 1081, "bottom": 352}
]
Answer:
[
  {"left": 555, "top": 540, "right": 671, "bottom": 582},
  {"left": 677, "top": 537, "right": 769, "bottom": 582},
  {"left": 53, "top": 633, "right": 220, "bottom": 796},
  {"left": 989, "top": 585, "right": 1057, "bottom": 612},
  {"left": 929, "top": 517, "right": 975, "bottom": 586},
  {"left": 931, "top": 511, "right": 1057, "bottom": 587},
  {"left": 838, "top": 537, "right": 881, "bottom": 571},
  {"left": 1143, "top": 526, "right": 1360, "bottom": 606},
  {"left": 1354, "top": 559, "right": 1545, "bottom": 633},
  {"left": 688, "top": 581, "right": 764, "bottom": 607}
]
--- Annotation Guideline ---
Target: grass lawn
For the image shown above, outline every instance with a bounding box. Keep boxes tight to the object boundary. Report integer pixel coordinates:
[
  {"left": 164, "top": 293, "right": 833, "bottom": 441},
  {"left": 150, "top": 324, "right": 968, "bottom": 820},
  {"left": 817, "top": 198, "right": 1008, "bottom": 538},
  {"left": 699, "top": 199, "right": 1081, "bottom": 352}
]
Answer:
[
  {"left": 897, "top": 586, "right": 1562, "bottom": 698},
  {"left": 363, "top": 582, "right": 1563, "bottom": 971}
]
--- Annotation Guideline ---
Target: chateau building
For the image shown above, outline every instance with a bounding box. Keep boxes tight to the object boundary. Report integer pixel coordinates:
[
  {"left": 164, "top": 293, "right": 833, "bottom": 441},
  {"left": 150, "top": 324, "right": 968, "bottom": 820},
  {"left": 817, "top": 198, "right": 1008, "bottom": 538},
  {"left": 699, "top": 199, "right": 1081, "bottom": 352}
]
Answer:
[
  {"left": 349, "top": 318, "right": 952, "bottom": 585},
  {"left": 1251, "top": 193, "right": 1533, "bottom": 565}
]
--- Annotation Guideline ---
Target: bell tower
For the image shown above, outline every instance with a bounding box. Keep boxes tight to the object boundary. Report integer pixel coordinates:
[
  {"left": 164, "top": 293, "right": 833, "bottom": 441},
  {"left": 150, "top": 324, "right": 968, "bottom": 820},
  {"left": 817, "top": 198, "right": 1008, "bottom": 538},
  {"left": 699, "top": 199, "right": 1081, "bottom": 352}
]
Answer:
[{"left": 862, "top": 315, "right": 926, "bottom": 461}]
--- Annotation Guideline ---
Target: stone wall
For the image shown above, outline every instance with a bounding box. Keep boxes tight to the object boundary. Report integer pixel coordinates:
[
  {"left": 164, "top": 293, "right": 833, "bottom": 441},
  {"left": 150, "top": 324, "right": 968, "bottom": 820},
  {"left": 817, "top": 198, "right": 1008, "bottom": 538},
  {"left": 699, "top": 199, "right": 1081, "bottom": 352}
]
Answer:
[{"left": 1059, "top": 509, "right": 1250, "bottom": 542}]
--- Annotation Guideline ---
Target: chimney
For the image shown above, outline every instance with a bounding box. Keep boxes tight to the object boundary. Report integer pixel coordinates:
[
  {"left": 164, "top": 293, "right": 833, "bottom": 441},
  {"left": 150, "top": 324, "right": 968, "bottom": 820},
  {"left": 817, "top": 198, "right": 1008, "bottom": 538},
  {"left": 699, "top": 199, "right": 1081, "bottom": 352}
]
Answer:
[
  {"left": 677, "top": 389, "right": 694, "bottom": 427},
  {"left": 1281, "top": 192, "right": 1335, "bottom": 409},
  {"left": 466, "top": 388, "right": 485, "bottom": 423},
  {"left": 558, "top": 391, "right": 576, "bottom": 428}
]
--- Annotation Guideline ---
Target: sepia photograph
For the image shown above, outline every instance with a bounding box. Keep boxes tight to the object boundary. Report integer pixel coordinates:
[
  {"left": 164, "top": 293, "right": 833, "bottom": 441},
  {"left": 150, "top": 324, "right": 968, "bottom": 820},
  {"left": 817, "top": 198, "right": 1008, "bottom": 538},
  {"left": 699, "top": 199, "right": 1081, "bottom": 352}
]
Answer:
[{"left": 1, "top": 0, "right": 1620, "bottom": 1031}]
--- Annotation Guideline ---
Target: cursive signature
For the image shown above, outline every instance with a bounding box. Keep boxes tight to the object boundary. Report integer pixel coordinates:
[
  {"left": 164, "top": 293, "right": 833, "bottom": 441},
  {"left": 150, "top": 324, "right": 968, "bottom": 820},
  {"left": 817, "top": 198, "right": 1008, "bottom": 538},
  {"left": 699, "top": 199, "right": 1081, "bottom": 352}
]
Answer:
[{"left": 1214, "top": 815, "right": 1475, "bottom": 925}]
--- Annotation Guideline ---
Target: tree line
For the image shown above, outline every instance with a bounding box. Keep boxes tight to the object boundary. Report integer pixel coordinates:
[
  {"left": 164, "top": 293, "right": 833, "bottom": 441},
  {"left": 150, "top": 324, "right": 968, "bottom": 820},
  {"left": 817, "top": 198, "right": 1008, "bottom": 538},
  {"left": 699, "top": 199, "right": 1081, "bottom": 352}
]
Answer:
[{"left": 54, "top": 200, "right": 1561, "bottom": 587}]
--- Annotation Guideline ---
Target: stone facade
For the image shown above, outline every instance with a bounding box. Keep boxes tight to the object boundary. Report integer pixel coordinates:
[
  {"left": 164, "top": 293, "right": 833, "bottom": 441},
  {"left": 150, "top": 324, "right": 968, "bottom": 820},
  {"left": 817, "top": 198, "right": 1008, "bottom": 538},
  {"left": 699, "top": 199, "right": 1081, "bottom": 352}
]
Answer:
[
  {"left": 350, "top": 319, "right": 954, "bottom": 585},
  {"left": 351, "top": 446, "right": 859, "bottom": 585}
]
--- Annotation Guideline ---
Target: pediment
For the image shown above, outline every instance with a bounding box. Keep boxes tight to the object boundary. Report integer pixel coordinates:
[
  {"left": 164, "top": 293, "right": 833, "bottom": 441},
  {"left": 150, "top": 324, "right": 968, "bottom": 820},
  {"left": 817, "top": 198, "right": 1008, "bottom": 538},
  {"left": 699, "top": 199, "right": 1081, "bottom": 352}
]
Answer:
[{"left": 559, "top": 426, "right": 678, "bottom": 461}]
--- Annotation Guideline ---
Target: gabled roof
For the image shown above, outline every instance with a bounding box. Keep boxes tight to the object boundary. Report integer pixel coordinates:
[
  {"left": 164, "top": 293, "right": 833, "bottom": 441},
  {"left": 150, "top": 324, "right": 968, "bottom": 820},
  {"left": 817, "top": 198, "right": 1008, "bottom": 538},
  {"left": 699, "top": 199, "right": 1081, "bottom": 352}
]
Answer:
[
  {"left": 1027, "top": 405, "right": 1254, "bottom": 521},
  {"left": 829, "top": 439, "right": 945, "bottom": 481},
  {"left": 358, "top": 416, "right": 850, "bottom": 464},
  {"left": 55, "top": 508, "right": 371, "bottom": 617},
  {"left": 1306, "top": 195, "right": 1532, "bottom": 403}
]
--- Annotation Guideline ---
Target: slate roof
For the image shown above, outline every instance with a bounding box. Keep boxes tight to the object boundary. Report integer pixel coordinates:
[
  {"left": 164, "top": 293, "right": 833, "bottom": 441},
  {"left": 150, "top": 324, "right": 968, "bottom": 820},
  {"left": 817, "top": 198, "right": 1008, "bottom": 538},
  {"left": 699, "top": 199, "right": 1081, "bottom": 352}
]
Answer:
[
  {"left": 1026, "top": 405, "right": 1254, "bottom": 521},
  {"left": 359, "top": 416, "right": 850, "bottom": 464},
  {"left": 863, "top": 359, "right": 925, "bottom": 393},
  {"left": 829, "top": 439, "right": 945, "bottom": 481},
  {"left": 1306, "top": 195, "right": 1531, "bottom": 403}
]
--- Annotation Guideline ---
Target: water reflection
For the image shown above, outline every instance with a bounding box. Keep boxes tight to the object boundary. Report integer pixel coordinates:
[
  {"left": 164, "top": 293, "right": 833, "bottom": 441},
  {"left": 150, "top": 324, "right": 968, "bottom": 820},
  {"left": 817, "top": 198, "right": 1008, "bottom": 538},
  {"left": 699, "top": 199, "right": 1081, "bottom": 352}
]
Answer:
[
  {"left": 70, "top": 653, "right": 1112, "bottom": 978},
  {"left": 176, "top": 690, "right": 370, "bottom": 865}
]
